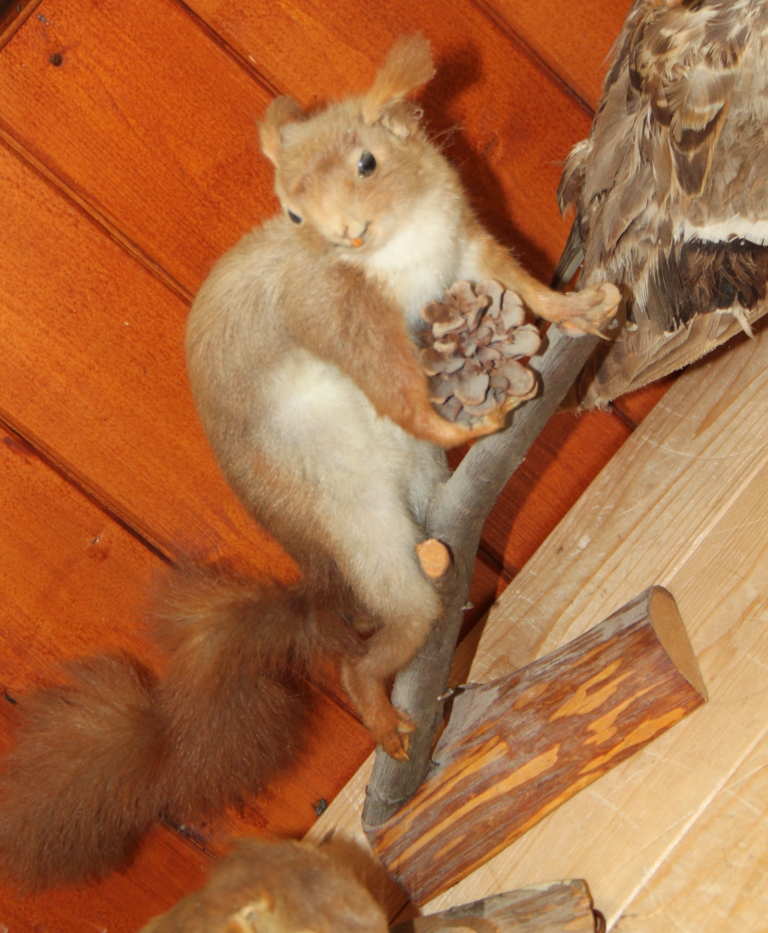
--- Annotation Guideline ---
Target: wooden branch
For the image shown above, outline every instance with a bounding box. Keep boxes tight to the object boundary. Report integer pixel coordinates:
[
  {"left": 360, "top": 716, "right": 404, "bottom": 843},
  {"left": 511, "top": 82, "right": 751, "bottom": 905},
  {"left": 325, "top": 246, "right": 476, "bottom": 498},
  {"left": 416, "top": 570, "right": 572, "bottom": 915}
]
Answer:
[
  {"left": 362, "top": 329, "right": 599, "bottom": 826},
  {"left": 416, "top": 539, "right": 452, "bottom": 579},
  {"left": 366, "top": 587, "right": 707, "bottom": 905},
  {"left": 391, "top": 881, "right": 602, "bottom": 933}
]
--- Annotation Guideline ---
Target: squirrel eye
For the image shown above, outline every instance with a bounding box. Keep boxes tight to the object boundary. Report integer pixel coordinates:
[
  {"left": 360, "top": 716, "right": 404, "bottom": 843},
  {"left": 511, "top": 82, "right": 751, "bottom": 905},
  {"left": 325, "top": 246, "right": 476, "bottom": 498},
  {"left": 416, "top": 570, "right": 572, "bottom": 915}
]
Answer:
[
  {"left": 357, "top": 151, "right": 377, "bottom": 177},
  {"left": 287, "top": 210, "right": 303, "bottom": 225}
]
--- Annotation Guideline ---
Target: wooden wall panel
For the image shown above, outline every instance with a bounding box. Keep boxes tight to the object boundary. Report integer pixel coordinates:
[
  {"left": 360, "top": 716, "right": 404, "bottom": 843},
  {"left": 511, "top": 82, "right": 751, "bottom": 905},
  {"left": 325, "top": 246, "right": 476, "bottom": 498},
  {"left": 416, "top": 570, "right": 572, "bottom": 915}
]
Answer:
[
  {"left": 0, "top": 772, "right": 213, "bottom": 933},
  {"left": 470, "top": 409, "right": 631, "bottom": 571},
  {"left": 0, "top": 430, "right": 159, "bottom": 691},
  {"left": 0, "top": 0, "right": 278, "bottom": 297},
  {"left": 478, "top": 0, "right": 633, "bottom": 111},
  {"left": 0, "top": 432, "right": 214, "bottom": 930},
  {"left": 421, "top": 324, "right": 768, "bottom": 926},
  {"left": 0, "top": 139, "right": 294, "bottom": 573},
  {"left": 0, "top": 0, "right": 662, "bottom": 925}
]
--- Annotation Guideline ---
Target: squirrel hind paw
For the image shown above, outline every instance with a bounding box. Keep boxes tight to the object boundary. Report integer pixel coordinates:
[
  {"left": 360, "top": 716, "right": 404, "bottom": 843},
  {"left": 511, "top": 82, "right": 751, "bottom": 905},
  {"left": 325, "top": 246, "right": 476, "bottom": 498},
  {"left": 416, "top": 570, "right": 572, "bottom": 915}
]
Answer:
[{"left": 372, "top": 707, "right": 416, "bottom": 762}]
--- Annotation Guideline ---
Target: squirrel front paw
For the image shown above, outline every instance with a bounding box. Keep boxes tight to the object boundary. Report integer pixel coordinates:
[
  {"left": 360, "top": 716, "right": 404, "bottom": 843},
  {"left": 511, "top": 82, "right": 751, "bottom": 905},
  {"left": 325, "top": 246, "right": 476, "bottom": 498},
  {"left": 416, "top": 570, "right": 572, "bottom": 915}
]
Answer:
[{"left": 537, "top": 282, "right": 620, "bottom": 337}]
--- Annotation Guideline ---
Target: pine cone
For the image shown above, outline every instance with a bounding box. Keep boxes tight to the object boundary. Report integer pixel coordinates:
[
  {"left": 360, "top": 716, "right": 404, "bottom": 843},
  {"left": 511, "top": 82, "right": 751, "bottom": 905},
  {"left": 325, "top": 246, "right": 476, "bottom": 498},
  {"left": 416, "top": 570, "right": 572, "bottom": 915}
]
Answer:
[{"left": 419, "top": 280, "right": 541, "bottom": 423}]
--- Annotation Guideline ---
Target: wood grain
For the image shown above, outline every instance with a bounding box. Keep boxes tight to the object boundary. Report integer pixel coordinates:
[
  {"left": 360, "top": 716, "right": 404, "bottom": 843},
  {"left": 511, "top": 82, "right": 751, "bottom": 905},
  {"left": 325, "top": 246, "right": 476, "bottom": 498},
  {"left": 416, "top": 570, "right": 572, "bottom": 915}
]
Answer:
[
  {"left": 613, "top": 730, "right": 768, "bottom": 933},
  {"left": 423, "top": 311, "right": 768, "bottom": 921},
  {"left": 0, "top": 138, "right": 294, "bottom": 575},
  {"left": 0, "top": 431, "right": 214, "bottom": 930},
  {"left": 367, "top": 588, "right": 705, "bottom": 904},
  {"left": 393, "top": 881, "right": 599, "bottom": 933},
  {"left": 0, "top": 0, "right": 278, "bottom": 297},
  {"left": 0, "top": 0, "right": 42, "bottom": 52},
  {"left": 0, "top": 0, "right": 673, "bottom": 926},
  {"left": 470, "top": 408, "right": 631, "bottom": 572},
  {"left": 477, "top": 0, "right": 632, "bottom": 111},
  {"left": 0, "top": 767, "right": 213, "bottom": 933}
]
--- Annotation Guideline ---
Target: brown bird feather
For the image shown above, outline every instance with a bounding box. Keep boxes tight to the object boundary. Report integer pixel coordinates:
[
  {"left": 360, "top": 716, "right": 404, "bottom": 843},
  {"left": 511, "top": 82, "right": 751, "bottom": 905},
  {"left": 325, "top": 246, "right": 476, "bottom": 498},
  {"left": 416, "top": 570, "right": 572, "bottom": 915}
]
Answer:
[{"left": 558, "top": 0, "right": 768, "bottom": 407}]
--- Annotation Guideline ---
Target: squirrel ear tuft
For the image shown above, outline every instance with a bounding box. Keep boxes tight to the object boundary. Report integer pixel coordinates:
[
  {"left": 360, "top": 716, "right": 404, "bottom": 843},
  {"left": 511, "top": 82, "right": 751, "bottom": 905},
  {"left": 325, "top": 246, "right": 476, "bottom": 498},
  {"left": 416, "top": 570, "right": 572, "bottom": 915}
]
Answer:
[
  {"left": 362, "top": 34, "right": 435, "bottom": 132},
  {"left": 259, "top": 97, "right": 305, "bottom": 165}
]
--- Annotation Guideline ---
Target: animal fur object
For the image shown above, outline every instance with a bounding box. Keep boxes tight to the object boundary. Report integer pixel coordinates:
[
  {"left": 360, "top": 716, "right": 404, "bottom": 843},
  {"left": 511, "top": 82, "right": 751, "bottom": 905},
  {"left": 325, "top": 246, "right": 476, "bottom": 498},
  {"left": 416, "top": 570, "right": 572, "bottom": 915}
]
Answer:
[
  {"left": 186, "top": 31, "right": 617, "bottom": 763},
  {"left": 139, "top": 839, "right": 387, "bottom": 933},
  {"left": 0, "top": 569, "right": 356, "bottom": 890},
  {"left": 558, "top": 0, "right": 768, "bottom": 407},
  {"left": 0, "top": 36, "right": 618, "bottom": 892}
]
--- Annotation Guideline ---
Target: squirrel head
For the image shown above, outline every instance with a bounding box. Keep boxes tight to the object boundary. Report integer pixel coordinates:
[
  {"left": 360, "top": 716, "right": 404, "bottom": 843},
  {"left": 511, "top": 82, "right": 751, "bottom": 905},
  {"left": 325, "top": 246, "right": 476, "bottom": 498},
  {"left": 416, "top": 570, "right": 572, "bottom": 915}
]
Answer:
[{"left": 257, "top": 36, "right": 457, "bottom": 258}]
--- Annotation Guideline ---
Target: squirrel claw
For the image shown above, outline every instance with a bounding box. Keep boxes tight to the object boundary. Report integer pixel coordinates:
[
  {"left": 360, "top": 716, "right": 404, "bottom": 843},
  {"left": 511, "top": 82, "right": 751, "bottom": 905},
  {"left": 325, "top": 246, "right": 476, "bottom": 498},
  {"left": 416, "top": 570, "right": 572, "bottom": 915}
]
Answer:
[{"left": 373, "top": 708, "right": 416, "bottom": 762}]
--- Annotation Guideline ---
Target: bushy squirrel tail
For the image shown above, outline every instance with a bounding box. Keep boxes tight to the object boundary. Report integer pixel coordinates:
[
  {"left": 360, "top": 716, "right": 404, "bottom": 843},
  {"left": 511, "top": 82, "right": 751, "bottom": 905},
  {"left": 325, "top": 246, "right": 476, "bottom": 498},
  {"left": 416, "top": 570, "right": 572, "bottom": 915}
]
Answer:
[{"left": 0, "top": 567, "right": 350, "bottom": 891}]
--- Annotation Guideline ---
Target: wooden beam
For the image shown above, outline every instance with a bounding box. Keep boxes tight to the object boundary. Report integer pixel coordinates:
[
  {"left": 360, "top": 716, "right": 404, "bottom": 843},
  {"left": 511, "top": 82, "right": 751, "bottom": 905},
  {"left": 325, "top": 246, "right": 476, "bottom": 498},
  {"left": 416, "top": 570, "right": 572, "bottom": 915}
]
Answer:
[
  {"left": 365, "top": 587, "right": 705, "bottom": 904},
  {"left": 392, "top": 881, "right": 602, "bottom": 933}
]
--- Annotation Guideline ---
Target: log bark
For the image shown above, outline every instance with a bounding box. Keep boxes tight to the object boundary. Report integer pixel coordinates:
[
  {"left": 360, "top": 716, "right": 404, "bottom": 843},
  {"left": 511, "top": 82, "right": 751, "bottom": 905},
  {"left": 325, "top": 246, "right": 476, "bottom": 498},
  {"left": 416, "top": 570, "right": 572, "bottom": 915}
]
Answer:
[
  {"left": 366, "top": 587, "right": 707, "bottom": 905},
  {"left": 362, "top": 329, "right": 599, "bottom": 826},
  {"left": 391, "top": 881, "right": 602, "bottom": 933}
]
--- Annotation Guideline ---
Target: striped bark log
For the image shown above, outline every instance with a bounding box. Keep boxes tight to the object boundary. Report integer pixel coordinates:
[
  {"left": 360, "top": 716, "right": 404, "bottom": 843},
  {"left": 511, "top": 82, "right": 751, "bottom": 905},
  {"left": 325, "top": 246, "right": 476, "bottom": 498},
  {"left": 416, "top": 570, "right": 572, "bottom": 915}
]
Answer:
[
  {"left": 391, "top": 881, "right": 603, "bottom": 933},
  {"left": 366, "top": 587, "right": 706, "bottom": 904}
]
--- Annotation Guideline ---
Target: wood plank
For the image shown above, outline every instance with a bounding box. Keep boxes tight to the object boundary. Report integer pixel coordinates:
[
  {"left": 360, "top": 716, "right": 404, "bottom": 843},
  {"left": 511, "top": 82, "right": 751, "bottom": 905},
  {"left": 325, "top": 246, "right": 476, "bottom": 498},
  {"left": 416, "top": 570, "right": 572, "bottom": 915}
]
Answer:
[
  {"left": 473, "top": 409, "right": 631, "bottom": 572},
  {"left": 0, "top": 138, "right": 293, "bottom": 574},
  {"left": 393, "top": 881, "right": 600, "bottom": 933},
  {"left": 0, "top": 430, "right": 160, "bottom": 689},
  {"left": 613, "top": 731, "right": 768, "bottom": 933},
  {"left": 0, "top": 0, "right": 279, "bottom": 297},
  {"left": 424, "top": 316, "right": 768, "bottom": 922},
  {"left": 449, "top": 408, "right": 631, "bottom": 575},
  {"left": 477, "top": 0, "right": 633, "bottom": 111},
  {"left": 0, "top": 432, "right": 214, "bottom": 931},
  {"left": 165, "top": 0, "right": 594, "bottom": 281},
  {"left": 0, "top": 0, "right": 42, "bottom": 52},
  {"left": 0, "top": 768, "right": 213, "bottom": 933},
  {"left": 306, "top": 315, "right": 768, "bottom": 929},
  {"left": 611, "top": 378, "right": 677, "bottom": 429}
]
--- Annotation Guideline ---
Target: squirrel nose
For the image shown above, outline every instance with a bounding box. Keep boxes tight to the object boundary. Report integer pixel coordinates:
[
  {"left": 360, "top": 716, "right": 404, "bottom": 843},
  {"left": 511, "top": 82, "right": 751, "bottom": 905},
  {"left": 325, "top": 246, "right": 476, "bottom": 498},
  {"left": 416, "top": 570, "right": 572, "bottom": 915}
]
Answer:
[{"left": 343, "top": 222, "right": 369, "bottom": 248}]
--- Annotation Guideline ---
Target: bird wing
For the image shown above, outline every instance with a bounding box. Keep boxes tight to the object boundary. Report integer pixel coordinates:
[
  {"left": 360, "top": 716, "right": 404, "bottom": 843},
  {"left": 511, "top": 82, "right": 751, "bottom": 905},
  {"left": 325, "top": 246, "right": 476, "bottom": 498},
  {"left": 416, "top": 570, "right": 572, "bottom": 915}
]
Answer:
[{"left": 558, "top": 0, "right": 768, "bottom": 408}]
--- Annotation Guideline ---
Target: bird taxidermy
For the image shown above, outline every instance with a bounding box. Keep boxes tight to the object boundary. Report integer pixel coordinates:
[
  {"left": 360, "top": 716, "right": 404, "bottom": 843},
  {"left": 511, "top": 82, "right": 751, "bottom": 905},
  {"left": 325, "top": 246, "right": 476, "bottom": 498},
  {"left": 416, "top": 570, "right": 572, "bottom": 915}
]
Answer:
[{"left": 558, "top": 0, "right": 768, "bottom": 408}]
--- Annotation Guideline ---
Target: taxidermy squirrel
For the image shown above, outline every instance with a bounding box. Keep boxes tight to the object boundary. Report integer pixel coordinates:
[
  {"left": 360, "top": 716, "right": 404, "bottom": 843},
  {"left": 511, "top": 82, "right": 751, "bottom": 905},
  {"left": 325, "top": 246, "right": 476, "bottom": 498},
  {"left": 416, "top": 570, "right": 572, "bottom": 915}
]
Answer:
[
  {"left": 0, "top": 36, "right": 619, "bottom": 892},
  {"left": 139, "top": 838, "right": 386, "bottom": 933}
]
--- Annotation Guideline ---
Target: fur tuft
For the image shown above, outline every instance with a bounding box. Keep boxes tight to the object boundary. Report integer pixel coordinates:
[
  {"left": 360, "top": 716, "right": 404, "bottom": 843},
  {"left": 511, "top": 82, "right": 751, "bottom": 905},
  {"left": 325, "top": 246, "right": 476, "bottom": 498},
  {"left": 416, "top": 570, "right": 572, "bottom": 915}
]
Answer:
[
  {"left": 0, "top": 655, "right": 165, "bottom": 890},
  {"left": 150, "top": 567, "right": 320, "bottom": 820},
  {"left": 259, "top": 96, "right": 305, "bottom": 165},
  {"left": 0, "top": 568, "right": 355, "bottom": 891},
  {"left": 362, "top": 34, "right": 435, "bottom": 128}
]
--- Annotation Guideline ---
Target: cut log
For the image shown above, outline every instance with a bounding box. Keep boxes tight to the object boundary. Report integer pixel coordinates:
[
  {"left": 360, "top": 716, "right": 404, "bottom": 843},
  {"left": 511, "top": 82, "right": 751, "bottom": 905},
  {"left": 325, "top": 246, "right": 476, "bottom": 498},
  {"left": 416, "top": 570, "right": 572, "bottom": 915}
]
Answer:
[
  {"left": 391, "top": 882, "right": 602, "bottom": 933},
  {"left": 366, "top": 587, "right": 706, "bottom": 905}
]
